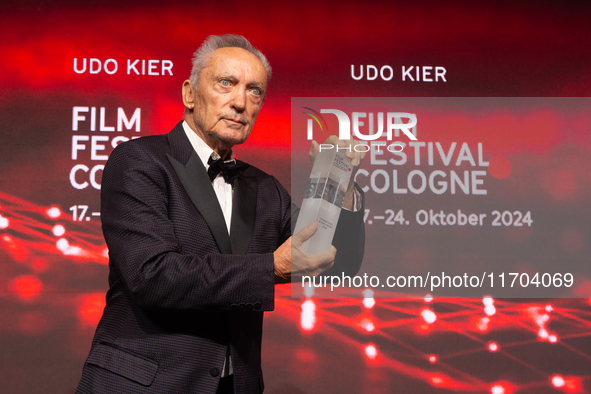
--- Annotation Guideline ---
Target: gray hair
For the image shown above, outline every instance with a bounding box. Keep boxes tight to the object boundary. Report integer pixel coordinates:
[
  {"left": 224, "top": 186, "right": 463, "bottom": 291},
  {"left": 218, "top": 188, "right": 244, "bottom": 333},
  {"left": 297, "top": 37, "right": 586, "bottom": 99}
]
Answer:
[{"left": 190, "top": 34, "right": 272, "bottom": 89}]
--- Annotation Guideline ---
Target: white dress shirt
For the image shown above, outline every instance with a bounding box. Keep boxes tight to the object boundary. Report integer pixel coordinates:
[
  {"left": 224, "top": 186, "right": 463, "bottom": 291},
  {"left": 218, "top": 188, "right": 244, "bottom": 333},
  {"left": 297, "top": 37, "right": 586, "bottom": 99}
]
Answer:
[
  {"left": 183, "top": 121, "right": 234, "bottom": 376},
  {"left": 183, "top": 121, "right": 234, "bottom": 234}
]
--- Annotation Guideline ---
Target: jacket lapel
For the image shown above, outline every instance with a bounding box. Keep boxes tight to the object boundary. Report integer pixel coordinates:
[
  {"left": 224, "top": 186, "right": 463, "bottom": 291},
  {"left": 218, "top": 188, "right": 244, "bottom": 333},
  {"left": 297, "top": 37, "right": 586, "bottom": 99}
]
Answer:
[
  {"left": 165, "top": 123, "right": 232, "bottom": 254},
  {"left": 230, "top": 173, "right": 258, "bottom": 255},
  {"left": 165, "top": 122, "right": 259, "bottom": 256}
]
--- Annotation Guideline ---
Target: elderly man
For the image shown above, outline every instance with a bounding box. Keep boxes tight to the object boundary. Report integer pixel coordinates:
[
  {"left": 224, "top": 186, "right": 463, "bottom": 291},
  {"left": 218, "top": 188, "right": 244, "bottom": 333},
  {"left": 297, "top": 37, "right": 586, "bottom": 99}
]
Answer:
[{"left": 77, "top": 34, "right": 364, "bottom": 394}]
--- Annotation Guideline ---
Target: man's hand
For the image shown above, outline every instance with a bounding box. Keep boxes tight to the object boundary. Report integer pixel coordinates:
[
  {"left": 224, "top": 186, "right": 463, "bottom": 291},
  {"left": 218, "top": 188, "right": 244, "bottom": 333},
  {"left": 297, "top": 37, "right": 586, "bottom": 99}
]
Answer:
[
  {"left": 309, "top": 136, "right": 366, "bottom": 210},
  {"left": 274, "top": 221, "right": 336, "bottom": 283}
]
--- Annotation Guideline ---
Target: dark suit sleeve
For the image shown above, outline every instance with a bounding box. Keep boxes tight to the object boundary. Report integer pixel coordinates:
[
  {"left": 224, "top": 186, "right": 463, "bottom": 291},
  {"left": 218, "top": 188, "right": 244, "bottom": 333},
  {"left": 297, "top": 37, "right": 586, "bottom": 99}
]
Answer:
[
  {"left": 272, "top": 177, "right": 292, "bottom": 246},
  {"left": 328, "top": 185, "right": 365, "bottom": 276},
  {"left": 101, "top": 142, "right": 275, "bottom": 312},
  {"left": 290, "top": 185, "right": 365, "bottom": 277}
]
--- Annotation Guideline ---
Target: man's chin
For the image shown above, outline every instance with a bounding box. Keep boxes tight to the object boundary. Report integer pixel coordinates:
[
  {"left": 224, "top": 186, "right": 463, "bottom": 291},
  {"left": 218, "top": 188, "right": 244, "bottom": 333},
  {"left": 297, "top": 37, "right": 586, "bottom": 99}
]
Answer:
[{"left": 217, "top": 133, "right": 249, "bottom": 148}]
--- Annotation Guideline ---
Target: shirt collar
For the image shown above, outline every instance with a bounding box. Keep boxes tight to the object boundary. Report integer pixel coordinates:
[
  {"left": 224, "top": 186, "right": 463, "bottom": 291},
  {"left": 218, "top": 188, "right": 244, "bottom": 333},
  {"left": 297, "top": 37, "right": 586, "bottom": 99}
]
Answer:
[{"left": 182, "top": 121, "right": 235, "bottom": 169}]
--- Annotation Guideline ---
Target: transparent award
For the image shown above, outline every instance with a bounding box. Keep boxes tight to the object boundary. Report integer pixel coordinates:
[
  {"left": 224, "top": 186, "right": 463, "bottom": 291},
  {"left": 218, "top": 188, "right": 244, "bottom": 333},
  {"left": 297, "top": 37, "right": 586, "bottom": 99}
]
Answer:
[{"left": 293, "top": 147, "right": 352, "bottom": 254}]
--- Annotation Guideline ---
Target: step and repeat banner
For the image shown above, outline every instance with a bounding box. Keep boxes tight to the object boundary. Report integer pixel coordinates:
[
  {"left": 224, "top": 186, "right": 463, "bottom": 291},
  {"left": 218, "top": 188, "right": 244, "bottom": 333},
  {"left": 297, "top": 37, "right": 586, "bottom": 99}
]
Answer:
[{"left": 1, "top": 1, "right": 591, "bottom": 393}]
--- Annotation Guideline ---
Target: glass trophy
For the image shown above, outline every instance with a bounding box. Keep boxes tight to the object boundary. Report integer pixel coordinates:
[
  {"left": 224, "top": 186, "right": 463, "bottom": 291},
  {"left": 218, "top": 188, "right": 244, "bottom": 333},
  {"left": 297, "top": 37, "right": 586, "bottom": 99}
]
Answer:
[{"left": 293, "top": 147, "right": 352, "bottom": 254}]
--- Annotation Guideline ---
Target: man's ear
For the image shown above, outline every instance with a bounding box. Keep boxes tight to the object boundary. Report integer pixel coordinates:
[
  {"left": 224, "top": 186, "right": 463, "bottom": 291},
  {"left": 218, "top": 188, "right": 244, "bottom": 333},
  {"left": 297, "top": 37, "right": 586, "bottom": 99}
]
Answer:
[{"left": 182, "top": 80, "right": 195, "bottom": 109}]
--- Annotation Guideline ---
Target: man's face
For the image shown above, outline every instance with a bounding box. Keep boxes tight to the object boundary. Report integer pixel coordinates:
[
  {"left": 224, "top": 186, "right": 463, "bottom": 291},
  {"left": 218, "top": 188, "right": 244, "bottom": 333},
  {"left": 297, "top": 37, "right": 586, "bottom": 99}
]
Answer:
[{"left": 185, "top": 47, "right": 267, "bottom": 153}]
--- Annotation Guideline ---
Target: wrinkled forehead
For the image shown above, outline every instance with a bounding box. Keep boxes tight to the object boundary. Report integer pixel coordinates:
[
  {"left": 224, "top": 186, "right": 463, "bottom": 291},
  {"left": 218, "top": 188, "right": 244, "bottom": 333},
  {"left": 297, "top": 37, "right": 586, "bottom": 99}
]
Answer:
[{"left": 203, "top": 47, "right": 267, "bottom": 84}]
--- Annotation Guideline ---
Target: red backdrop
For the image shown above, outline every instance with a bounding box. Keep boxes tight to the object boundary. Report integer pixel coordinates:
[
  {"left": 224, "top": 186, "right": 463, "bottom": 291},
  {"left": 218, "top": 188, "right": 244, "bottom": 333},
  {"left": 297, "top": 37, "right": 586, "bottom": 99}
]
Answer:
[{"left": 1, "top": 1, "right": 591, "bottom": 393}]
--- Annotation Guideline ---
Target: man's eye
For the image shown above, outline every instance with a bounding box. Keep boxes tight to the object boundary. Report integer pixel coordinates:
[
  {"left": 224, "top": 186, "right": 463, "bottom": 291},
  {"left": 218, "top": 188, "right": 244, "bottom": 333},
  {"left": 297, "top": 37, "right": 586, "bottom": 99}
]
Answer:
[
  {"left": 251, "top": 88, "right": 261, "bottom": 95},
  {"left": 221, "top": 80, "right": 230, "bottom": 87}
]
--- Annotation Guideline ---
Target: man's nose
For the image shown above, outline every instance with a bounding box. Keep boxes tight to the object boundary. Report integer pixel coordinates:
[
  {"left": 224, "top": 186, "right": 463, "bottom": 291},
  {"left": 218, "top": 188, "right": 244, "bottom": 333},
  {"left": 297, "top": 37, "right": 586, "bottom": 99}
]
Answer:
[{"left": 230, "top": 86, "right": 247, "bottom": 112}]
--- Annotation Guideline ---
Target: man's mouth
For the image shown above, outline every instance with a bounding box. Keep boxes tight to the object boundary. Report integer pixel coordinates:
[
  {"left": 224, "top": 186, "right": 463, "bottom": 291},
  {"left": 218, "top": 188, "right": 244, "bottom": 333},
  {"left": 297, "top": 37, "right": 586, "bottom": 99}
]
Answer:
[{"left": 223, "top": 117, "right": 246, "bottom": 125}]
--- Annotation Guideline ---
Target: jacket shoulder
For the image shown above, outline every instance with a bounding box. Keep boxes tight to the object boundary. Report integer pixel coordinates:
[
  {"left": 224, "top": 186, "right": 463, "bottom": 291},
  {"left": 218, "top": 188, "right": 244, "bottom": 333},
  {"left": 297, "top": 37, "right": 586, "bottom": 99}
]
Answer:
[{"left": 111, "top": 133, "right": 171, "bottom": 157}]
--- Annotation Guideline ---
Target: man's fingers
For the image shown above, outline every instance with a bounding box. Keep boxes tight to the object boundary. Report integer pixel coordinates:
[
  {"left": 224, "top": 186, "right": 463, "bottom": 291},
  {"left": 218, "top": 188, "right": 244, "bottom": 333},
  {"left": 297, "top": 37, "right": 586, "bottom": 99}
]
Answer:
[
  {"left": 295, "top": 259, "right": 334, "bottom": 278},
  {"left": 324, "top": 135, "right": 340, "bottom": 146},
  {"left": 310, "top": 245, "right": 337, "bottom": 267},
  {"left": 342, "top": 139, "right": 355, "bottom": 160},
  {"left": 293, "top": 221, "right": 318, "bottom": 245},
  {"left": 357, "top": 149, "right": 366, "bottom": 165},
  {"left": 303, "top": 263, "right": 334, "bottom": 278},
  {"left": 309, "top": 140, "right": 320, "bottom": 163},
  {"left": 320, "top": 136, "right": 365, "bottom": 168},
  {"left": 345, "top": 139, "right": 365, "bottom": 167},
  {"left": 323, "top": 245, "right": 337, "bottom": 262}
]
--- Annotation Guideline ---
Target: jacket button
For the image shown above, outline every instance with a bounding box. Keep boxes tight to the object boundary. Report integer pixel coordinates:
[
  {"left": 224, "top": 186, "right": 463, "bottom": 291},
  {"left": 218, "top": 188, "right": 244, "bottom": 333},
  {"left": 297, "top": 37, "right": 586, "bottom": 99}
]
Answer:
[
  {"left": 230, "top": 304, "right": 238, "bottom": 310},
  {"left": 254, "top": 302, "right": 262, "bottom": 310},
  {"left": 246, "top": 303, "right": 254, "bottom": 311},
  {"left": 239, "top": 303, "right": 246, "bottom": 310},
  {"left": 210, "top": 367, "right": 220, "bottom": 377}
]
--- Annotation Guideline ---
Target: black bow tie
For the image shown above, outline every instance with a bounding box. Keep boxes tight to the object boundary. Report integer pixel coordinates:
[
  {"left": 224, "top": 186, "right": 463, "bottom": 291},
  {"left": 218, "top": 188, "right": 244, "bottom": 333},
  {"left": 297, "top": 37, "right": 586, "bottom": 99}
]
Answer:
[{"left": 207, "top": 156, "right": 248, "bottom": 184}]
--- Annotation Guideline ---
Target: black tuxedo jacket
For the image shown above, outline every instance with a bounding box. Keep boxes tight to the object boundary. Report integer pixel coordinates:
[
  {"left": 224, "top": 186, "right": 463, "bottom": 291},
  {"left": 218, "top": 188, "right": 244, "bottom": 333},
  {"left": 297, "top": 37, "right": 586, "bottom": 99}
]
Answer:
[{"left": 77, "top": 122, "right": 364, "bottom": 394}]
